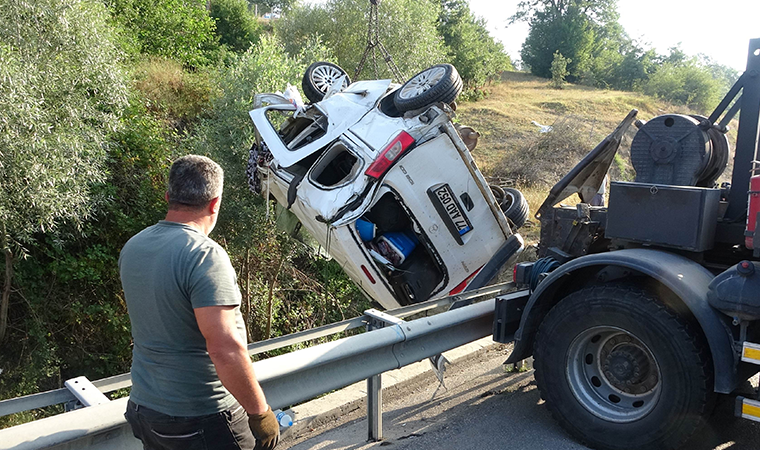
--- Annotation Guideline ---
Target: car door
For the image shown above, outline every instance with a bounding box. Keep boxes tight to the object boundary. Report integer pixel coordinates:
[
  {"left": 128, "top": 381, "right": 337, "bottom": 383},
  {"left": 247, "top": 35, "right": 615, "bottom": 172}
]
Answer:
[{"left": 380, "top": 132, "right": 511, "bottom": 285}]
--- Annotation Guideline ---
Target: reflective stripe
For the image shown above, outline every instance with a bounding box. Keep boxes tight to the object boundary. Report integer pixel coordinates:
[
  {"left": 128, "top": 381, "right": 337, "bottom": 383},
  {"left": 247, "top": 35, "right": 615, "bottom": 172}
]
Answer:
[
  {"left": 741, "top": 342, "right": 760, "bottom": 364},
  {"left": 742, "top": 402, "right": 760, "bottom": 420},
  {"left": 742, "top": 346, "right": 760, "bottom": 362}
]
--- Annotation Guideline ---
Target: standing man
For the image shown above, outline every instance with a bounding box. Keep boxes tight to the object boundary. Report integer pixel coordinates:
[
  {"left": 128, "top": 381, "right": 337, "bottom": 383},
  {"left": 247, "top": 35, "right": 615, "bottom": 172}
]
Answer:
[{"left": 120, "top": 155, "right": 279, "bottom": 450}]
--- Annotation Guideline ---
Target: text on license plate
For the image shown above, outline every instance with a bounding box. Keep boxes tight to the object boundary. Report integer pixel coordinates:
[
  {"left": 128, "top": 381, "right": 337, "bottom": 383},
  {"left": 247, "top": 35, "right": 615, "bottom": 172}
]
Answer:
[{"left": 433, "top": 184, "right": 473, "bottom": 236}]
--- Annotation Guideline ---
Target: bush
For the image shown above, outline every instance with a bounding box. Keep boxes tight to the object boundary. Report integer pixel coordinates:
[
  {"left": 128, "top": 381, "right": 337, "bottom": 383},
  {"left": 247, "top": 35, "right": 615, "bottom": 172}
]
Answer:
[
  {"left": 133, "top": 57, "right": 217, "bottom": 132},
  {"left": 640, "top": 59, "right": 722, "bottom": 112},
  {"left": 210, "top": 0, "right": 261, "bottom": 53},
  {"left": 106, "top": 0, "right": 220, "bottom": 67},
  {"left": 550, "top": 51, "right": 571, "bottom": 89}
]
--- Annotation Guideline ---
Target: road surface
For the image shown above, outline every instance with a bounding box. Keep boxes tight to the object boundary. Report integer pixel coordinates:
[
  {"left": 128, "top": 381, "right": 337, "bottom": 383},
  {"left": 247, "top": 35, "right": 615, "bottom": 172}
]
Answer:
[{"left": 281, "top": 344, "right": 760, "bottom": 450}]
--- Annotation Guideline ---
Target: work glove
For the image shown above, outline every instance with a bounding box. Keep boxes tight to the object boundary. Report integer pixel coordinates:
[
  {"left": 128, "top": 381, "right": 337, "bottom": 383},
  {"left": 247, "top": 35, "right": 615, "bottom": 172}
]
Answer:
[{"left": 248, "top": 406, "right": 280, "bottom": 450}]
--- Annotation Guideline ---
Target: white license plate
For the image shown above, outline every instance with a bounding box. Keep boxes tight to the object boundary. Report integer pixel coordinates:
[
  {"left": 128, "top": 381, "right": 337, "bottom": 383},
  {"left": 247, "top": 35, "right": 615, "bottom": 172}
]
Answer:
[{"left": 430, "top": 184, "right": 473, "bottom": 243}]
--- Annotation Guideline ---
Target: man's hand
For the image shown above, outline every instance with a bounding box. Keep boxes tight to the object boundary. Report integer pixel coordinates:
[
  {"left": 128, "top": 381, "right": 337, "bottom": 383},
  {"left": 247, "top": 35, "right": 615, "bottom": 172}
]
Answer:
[{"left": 248, "top": 406, "right": 280, "bottom": 450}]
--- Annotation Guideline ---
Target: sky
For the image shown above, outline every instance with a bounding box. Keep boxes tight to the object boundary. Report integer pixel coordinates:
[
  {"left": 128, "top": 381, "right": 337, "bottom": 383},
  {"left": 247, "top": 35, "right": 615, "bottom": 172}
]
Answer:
[{"left": 467, "top": 0, "right": 760, "bottom": 72}]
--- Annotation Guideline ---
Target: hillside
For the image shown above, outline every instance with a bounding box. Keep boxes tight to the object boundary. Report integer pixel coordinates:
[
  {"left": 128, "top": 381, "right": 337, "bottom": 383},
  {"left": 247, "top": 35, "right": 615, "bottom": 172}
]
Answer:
[{"left": 455, "top": 71, "right": 736, "bottom": 241}]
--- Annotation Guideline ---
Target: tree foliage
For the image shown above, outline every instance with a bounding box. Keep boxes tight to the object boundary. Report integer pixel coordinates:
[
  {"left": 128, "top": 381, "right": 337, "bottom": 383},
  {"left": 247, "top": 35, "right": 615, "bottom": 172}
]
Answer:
[
  {"left": 516, "top": 1, "right": 607, "bottom": 79},
  {"left": 249, "top": 0, "right": 297, "bottom": 14},
  {"left": 106, "top": 0, "right": 220, "bottom": 67},
  {"left": 515, "top": 0, "right": 737, "bottom": 111},
  {"left": 0, "top": 0, "right": 128, "bottom": 344},
  {"left": 210, "top": 0, "right": 262, "bottom": 53},
  {"left": 639, "top": 49, "right": 729, "bottom": 112},
  {"left": 276, "top": 0, "right": 447, "bottom": 82},
  {"left": 437, "top": 0, "right": 513, "bottom": 95}
]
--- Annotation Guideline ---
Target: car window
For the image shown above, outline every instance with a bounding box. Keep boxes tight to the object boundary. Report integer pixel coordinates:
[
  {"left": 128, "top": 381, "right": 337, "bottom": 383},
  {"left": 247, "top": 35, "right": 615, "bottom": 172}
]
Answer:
[
  {"left": 265, "top": 108, "right": 328, "bottom": 151},
  {"left": 309, "top": 141, "right": 362, "bottom": 188}
]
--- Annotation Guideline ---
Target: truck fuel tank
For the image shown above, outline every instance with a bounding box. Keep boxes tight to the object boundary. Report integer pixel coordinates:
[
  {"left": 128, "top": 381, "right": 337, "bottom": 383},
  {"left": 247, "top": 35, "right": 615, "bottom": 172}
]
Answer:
[{"left": 707, "top": 261, "right": 760, "bottom": 321}]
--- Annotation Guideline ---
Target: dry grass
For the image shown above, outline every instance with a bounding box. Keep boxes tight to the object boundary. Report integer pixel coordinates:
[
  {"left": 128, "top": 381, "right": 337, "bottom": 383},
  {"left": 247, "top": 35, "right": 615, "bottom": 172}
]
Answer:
[
  {"left": 457, "top": 71, "right": 668, "bottom": 177},
  {"left": 133, "top": 57, "right": 216, "bottom": 131},
  {"left": 460, "top": 71, "right": 739, "bottom": 186},
  {"left": 457, "top": 71, "right": 731, "bottom": 245}
]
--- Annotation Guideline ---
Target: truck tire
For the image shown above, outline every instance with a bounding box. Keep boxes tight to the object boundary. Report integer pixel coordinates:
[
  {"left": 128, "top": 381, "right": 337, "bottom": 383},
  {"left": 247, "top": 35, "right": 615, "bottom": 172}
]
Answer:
[
  {"left": 533, "top": 284, "right": 714, "bottom": 450},
  {"left": 393, "top": 64, "right": 462, "bottom": 112}
]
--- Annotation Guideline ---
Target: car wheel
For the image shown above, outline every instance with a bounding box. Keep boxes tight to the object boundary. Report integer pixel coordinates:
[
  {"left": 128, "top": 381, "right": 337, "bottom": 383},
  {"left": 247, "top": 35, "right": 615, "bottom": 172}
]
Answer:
[
  {"left": 393, "top": 64, "right": 463, "bottom": 112},
  {"left": 533, "top": 284, "right": 714, "bottom": 450},
  {"left": 501, "top": 187, "right": 529, "bottom": 230},
  {"left": 302, "top": 61, "right": 350, "bottom": 103}
]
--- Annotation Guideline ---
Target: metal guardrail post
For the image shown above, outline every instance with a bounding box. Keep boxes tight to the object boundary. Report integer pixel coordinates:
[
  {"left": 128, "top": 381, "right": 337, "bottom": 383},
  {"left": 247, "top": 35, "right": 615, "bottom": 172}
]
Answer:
[
  {"left": 364, "top": 309, "right": 405, "bottom": 441},
  {"left": 367, "top": 373, "right": 382, "bottom": 441}
]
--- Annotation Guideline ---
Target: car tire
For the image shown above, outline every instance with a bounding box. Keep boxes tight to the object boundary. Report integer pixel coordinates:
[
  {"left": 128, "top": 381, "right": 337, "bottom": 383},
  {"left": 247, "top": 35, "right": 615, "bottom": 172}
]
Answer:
[
  {"left": 393, "top": 64, "right": 463, "bottom": 112},
  {"left": 533, "top": 284, "right": 714, "bottom": 450},
  {"left": 501, "top": 187, "right": 529, "bottom": 230},
  {"left": 302, "top": 61, "right": 351, "bottom": 103}
]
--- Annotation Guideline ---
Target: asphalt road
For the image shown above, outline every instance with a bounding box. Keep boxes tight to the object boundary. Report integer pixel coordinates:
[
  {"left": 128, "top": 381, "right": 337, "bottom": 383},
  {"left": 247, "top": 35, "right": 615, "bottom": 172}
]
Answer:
[{"left": 281, "top": 344, "right": 760, "bottom": 450}]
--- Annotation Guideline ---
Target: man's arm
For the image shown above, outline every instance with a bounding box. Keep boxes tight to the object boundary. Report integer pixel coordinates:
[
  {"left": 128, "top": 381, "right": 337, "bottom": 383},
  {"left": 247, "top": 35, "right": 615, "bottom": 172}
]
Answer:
[{"left": 195, "top": 305, "right": 268, "bottom": 415}]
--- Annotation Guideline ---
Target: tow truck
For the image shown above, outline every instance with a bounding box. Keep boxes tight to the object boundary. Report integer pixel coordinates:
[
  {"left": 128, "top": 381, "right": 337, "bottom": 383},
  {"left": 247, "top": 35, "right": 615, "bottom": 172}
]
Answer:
[{"left": 493, "top": 38, "right": 760, "bottom": 449}]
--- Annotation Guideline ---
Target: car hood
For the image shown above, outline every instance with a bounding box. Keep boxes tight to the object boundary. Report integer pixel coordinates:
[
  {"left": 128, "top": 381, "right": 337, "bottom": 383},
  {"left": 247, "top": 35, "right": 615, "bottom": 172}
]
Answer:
[{"left": 250, "top": 79, "right": 393, "bottom": 168}]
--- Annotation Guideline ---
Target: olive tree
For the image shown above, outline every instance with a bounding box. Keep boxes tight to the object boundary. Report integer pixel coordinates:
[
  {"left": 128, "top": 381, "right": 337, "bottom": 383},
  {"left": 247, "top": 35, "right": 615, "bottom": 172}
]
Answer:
[{"left": 0, "top": 0, "right": 128, "bottom": 343}]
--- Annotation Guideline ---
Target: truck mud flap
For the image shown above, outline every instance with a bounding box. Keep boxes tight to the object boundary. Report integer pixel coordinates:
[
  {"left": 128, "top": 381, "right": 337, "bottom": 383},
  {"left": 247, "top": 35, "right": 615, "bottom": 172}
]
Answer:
[{"left": 492, "top": 290, "right": 531, "bottom": 343}]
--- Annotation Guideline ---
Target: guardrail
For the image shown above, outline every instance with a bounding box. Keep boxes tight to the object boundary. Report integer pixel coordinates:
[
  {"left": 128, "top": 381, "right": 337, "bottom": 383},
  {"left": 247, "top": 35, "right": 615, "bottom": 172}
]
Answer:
[{"left": 0, "top": 284, "right": 527, "bottom": 450}]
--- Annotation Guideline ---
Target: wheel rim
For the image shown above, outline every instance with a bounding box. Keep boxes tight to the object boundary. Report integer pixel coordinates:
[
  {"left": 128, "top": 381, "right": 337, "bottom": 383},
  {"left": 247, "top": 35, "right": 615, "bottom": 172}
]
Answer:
[
  {"left": 566, "top": 326, "right": 662, "bottom": 423},
  {"left": 398, "top": 66, "right": 446, "bottom": 100},
  {"left": 311, "top": 65, "right": 346, "bottom": 93}
]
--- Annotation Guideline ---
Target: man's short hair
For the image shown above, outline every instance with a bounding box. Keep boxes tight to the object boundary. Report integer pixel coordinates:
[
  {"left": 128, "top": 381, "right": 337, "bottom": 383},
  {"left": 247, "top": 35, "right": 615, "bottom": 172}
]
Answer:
[{"left": 167, "top": 155, "right": 224, "bottom": 209}]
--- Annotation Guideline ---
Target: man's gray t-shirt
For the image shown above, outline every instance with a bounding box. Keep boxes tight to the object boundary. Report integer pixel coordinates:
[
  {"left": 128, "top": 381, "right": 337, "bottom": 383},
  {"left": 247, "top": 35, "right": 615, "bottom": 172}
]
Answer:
[{"left": 119, "top": 221, "right": 246, "bottom": 416}]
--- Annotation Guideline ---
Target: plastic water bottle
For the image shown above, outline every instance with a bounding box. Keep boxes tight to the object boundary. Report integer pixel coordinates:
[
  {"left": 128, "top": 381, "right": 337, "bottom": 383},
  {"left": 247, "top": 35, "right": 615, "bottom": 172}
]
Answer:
[{"left": 274, "top": 409, "right": 293, "bottom": 428}]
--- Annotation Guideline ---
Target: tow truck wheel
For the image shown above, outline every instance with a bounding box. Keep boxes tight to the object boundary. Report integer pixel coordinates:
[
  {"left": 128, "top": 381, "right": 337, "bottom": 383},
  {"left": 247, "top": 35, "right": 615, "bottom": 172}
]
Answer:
[{"left": 533, "top": 284, "right": 714, "bottom": 450}]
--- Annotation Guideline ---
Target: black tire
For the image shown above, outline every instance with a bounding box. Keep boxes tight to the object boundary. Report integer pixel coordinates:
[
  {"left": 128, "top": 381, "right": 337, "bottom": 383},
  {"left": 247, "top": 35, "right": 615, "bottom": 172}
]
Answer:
[
  {"left": 502, "top": 187, "right": 529, "bottom": 230},
  {"left": 393, "top": 64, "right": 463, "bottom": 112},
  {"left": 302, "top": 61, "right": 350, "bottom": 103},
  {"left": 533, "top": 284, "right": 714, "bottom": 450}
]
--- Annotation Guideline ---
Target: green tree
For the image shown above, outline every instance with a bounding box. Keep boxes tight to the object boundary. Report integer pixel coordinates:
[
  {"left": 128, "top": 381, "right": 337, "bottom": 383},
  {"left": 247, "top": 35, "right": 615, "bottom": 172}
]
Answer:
[
  {"left": 437, "top": 0, "right": 513, "bottom": 94},
  {"left": 211, "top": 0, "right": 262, "bottom": 53},
  {"left": 106, "top": 0, "right": 220, "bottom": 67},
  {"left": 513, "top": 0, "right": 618, "bottom": 80},
  {"left": 0, "top": 0, "right": 128, "bottom": 344},
  {"left": 276, "top": 0, "right": 447, "bottom": 82}
]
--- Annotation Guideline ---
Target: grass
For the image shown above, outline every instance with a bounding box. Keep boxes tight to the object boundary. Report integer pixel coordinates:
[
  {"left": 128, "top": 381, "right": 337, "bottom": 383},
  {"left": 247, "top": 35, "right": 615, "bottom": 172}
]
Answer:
[
  {"left": 457, "top": 71, "right": 666, "bottom": 176},
  {"left": 456, "top": 70, "right": 739, "bottom": 246},
  {"left": 132, "top": 57, "right": 217, "bottom": 132}
]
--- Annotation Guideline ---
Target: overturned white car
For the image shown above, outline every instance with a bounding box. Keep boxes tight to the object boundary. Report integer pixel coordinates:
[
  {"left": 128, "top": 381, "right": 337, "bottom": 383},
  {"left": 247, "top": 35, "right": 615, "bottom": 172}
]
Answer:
[{"left": 248, "top": 63, "right": 527, "bottom": 310}]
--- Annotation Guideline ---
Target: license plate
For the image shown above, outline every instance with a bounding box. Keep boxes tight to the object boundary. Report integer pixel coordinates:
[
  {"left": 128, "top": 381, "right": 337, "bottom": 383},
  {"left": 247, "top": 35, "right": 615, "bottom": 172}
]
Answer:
[{"left": 428, "top": 184, "right": 473, "bottom": 244}]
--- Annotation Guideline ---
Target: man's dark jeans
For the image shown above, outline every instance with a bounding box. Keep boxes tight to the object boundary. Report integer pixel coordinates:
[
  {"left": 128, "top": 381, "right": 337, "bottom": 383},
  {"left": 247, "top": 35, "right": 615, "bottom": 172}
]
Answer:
[{"left": 125, "top": 400, "right": 256, "bottom": 450}]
